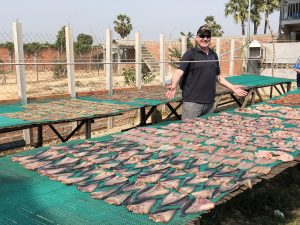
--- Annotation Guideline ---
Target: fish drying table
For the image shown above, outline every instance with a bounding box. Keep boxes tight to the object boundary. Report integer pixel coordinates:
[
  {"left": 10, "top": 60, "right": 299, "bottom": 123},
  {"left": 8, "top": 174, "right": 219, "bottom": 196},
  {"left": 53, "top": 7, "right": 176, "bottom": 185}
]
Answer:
[
  {"left": 1, "top": 89, "right": 300, "bottom": 225},
  {"left": 213, "top": 74, "right": 293, "bottom": 110},
  {"left": 0, "top": 74, "right": 294, "bottom": 149},
  {"left": 0, "top": 98, "right": 139, "bottom": 148},
  {"left": 81, "top": 85, "right": 183, "bottom": 126},
  {"left": 83, "top": 74, "right": 294, "bottom": 126}
]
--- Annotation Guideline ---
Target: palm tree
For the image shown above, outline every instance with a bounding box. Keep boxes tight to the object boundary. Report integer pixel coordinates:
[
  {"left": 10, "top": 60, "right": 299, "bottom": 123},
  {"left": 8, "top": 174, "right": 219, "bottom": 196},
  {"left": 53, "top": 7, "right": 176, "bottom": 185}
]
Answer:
[
  {"left": 113, "top": 14, "right": 133, "bottom": 39},
  {"left": 258, "top": 0, "right": 280, "bottom": 34},
  {"left": 251, "top": 0, "right": 262, "bottom": 34},
  {"left": 225, "top": 0, "right": 249, "bottom": 35}
]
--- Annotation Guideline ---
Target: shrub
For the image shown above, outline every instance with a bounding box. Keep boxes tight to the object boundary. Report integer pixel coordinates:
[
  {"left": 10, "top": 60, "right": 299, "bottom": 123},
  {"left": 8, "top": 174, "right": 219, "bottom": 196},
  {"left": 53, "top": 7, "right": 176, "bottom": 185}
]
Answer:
[
  {"left": 52, "top": 63, "right": 67, "bottom": 79},
  {"left": 122, "top": 64, "right": 156, "bottom": 85},
  {"left": 122, "top": 67, "right": 135, "bottom": 85}
]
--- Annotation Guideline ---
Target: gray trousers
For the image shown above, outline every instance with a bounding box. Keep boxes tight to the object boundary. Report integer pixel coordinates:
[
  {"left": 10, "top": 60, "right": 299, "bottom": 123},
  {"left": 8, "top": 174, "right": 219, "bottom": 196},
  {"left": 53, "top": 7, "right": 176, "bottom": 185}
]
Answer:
[{"left": 182, "top": 102, "right": 214, "bottom": 121}]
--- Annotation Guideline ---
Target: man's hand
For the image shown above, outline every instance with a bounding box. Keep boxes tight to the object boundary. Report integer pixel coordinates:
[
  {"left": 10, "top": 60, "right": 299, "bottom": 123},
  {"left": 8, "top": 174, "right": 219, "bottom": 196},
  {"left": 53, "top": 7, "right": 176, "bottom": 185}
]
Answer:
[
  {"left": 231, "top": 85, "right": 248, "bottom": 97},
  {"left": 165, "top": 69, "right": 184, "bottom": 99},
  {"left": 166, "top": 85, "right": 177, "bottom": 99}
]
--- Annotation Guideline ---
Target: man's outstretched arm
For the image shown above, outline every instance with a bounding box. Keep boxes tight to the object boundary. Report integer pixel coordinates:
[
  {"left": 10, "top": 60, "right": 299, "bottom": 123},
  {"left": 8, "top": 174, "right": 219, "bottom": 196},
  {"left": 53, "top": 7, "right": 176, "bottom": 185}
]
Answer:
[
  {"left": 218, "top": 75, "right": 248, "bottom": 97},
  {"left": 166, "top": 69, "right": 184, "bottom": 99}
]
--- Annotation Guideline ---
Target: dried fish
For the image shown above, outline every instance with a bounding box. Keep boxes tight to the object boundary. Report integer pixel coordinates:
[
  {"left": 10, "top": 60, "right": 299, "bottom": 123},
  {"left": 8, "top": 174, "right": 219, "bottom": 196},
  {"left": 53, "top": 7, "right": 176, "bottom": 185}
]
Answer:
[
  {"left": 136, "top": 184, "right": 169, "bottom": 200},
  {"left": 127, "top": 199, "right": 157, "bottom": 214},
  {"left": 105, "top": 193, "right": 132, "bottom": 205},
  {"left": 91, "top": 188, "right": 119, "bottom": 199},
  {"left": 160, "top": 192, "right": 188, "bottom": 207},
  {"left": 149, "top": 209, "right": 177, "bottom": 223},
  {"left": 181, "top": 197, "right": 214, "bottom": 216}
]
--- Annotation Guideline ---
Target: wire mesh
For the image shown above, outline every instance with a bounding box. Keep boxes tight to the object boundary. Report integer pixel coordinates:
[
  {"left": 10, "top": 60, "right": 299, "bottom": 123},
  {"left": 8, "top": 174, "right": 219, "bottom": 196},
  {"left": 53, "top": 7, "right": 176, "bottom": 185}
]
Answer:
[
  {"left": 165, "top": 38, "right": 182, "bottom": 82},
  {"left": 23, "top": 32, "right": 68, "bottom": 98},
  {"left": 0, "top": 23, "right": 298, "bottom": 103},
  {"left": 141, "top": 40, "right": 160, "bottom": 86},
  {"left": 0, "top": 31, "right": 18, "bottom": 101},
  {"left": 73, "top": 29, "right": 106, "bottom": 93},
  {"left": 112, "top": 38, "right": 136, "bottom": 89}
]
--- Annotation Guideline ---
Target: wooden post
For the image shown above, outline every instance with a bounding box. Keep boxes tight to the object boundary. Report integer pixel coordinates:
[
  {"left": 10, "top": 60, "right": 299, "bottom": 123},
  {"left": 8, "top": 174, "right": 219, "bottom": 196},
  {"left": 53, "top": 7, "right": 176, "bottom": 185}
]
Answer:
[
  {"left": 229, "top": 39, "right": 235, "bottom": 75},
  {"left": 135, "top": 32, "right": 142, "bottom": 89},
  {"left": 160, "top": 34, "right": 165, "bottom": 85},
  {"left": 13, "top": 21, "right": 30, "bottom": 144},
  {"left": 65, "top": 25, "right": 76, "bottom": 98}
]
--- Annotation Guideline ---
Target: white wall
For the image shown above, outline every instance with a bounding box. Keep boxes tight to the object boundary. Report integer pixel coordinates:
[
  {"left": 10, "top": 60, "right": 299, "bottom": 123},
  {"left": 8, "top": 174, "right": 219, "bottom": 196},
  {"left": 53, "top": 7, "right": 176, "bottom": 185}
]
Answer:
[{"left": 261, "top": 42, "right": 300, "bottom": 79}]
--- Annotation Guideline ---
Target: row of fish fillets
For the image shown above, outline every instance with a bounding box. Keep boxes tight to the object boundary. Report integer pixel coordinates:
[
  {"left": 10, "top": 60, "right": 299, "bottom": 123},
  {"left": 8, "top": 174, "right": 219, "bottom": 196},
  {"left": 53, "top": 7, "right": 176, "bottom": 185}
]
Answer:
[
  {"left": 11, "top": 107, "right": 300, "bottom": 223},
  {"left": 268, "top": 94, "right": 300, "bottom": 106},
  {"left": 236, "top": 103, "right": 300, "bottom": 120}
]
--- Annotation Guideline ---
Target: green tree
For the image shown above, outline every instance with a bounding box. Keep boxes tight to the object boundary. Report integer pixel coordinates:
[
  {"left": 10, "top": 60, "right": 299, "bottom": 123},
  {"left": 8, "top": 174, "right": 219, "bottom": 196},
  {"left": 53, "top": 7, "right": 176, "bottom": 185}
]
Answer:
[
  {"left": 225, "top": 0, "right": 249, "bottom": 35},
  {"left": 74, "top": 33, "right": 94, "bottom": 71},
  {"left": 74, "top": 33, "right": 93, "bottom": 56},
  {"left": 204, "top": 16, "right": 224, "bottom": 37},
  {"left": 55, "top": 26, "right": 66, "bottom": 54},
  {"left": 113, "top": 14, "right": 133, "bottom": 39}
]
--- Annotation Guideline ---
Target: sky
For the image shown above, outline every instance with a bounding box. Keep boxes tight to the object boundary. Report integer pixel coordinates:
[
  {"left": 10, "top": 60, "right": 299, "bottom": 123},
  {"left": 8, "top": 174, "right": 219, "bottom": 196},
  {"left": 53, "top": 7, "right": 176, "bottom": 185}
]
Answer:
[{"left": 0, "top": 0, "right": 280, "bottom": 43}]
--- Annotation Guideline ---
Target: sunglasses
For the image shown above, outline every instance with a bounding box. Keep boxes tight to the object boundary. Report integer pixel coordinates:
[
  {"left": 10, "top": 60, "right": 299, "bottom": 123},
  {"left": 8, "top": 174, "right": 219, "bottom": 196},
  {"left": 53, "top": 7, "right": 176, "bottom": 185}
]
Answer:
[{"left": 198, "top": 34, "right": 211, "bottom": 39}]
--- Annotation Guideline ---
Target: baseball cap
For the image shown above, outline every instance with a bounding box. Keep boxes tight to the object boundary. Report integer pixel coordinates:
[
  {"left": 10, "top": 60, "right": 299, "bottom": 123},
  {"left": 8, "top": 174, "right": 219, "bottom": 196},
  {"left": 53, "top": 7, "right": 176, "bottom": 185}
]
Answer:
[{"left": 197, "top": 25, "right": 211, "bottom": 36}]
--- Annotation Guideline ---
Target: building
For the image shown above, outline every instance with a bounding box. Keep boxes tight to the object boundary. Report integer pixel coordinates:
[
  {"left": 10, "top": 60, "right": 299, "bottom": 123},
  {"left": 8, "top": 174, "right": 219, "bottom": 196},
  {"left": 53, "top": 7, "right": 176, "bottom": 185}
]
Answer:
[{"left": 280, "top": 0, "right": 300, "bottom": 40}]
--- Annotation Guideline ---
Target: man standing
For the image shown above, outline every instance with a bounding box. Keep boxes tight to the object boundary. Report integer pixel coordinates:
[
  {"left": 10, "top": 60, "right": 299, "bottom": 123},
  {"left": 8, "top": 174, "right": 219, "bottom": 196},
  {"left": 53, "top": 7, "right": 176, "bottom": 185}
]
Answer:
[{"left": 166, "top": 25, "right": 247, "bottom": 120}]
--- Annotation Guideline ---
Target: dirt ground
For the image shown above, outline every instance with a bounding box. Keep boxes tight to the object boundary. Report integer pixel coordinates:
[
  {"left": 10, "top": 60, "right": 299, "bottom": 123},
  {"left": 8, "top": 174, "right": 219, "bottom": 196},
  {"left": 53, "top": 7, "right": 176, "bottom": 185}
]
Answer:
[
  {"left": 201, "top": 166, "right": 300, "bottom": 225},
  {"left": 0, "top": 69, "right": 161, "bottom": 101}
]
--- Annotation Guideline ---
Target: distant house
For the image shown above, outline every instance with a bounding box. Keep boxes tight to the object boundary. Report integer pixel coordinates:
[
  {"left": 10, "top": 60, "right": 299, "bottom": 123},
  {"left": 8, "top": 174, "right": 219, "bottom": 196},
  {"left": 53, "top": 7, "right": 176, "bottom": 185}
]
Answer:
[{"left": 280, "top": 0, "right": 300, "bottom": 40}]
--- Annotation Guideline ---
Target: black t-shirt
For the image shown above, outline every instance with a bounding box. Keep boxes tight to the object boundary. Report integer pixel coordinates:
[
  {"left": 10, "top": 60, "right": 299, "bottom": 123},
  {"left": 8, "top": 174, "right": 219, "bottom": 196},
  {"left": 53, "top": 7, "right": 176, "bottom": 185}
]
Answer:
[{"left": 178, "top": 47, "right": 220, "bottom": 104}]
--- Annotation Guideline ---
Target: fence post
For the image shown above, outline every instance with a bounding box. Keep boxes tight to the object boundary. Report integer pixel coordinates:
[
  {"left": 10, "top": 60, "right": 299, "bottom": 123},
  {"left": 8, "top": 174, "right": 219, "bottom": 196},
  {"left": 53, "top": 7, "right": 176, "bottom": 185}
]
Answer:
[
  {"left": 229, "top": 39, "right": 235, "bottom": 75},
  {"left": 168, "top": 41, "right": 172, "bottom": 76},
  {"left": 216, "top": 37, "right": 221, "bottom": 58},
  {"left": 13, "top": 21, "right": 30, "bottom": 144},
  {"left": 242, "top": 38, "right": 247, "bottom": 73},
  {"left": 105, "top": 28, "right": 113, "bottom": 95},
  {"left": 105, "top": 28, "right": 113, "bottom": 128},
  {"left": 135, "top": 32, "right": 141, "bottom": 89},
  {"left": 13, "top": 22, "right": 27, "bottom": 104},
  {"left": 159, "top": 34, "right": 165, "bottom": 85},
  {"left": 181, "top": 35, "right": 187, "bottom": 56},
  {"left": 65, "top": 25, "right": 76, "bottom": 98}
]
